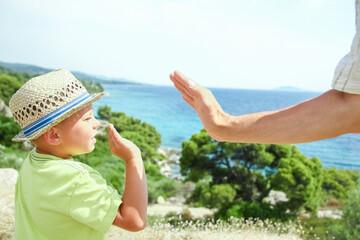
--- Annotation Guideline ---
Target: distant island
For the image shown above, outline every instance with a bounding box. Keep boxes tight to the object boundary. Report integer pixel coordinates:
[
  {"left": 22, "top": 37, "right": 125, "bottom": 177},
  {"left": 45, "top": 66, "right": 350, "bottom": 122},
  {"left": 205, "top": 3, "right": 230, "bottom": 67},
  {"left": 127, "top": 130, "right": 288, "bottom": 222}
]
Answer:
[
  {"left": 0, "top": 60, "right": 140, "bottom": 85},
  {"left": 273, "top": 86, "right": 309, "bottom": 92}
]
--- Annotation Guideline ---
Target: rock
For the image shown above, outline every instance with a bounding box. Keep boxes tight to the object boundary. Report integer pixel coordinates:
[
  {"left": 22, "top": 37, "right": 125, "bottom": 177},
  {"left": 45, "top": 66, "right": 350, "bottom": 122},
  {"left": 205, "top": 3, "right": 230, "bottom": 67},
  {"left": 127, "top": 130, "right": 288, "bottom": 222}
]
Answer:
[
  {"left": 168, "top": 195, "right": 186, "bottom": 204},
  {"left": 264, "top": 190, "right": 289, "bottom": 205},
  {"left": 147, "top": 203, "right": 215, "bottom": 219},
  {"left": 154, "top": 159, "right": 173, "bottom": 178},
  {"left": 0, "top": 99, "right": 12, "bottom": 117},
  {"left": 158, "top": 148, "right": 181, "bottom": 164},
  {"left": 157, "top": 196, "right": 166, "bottom": 204},
  {"left": 156, "top": 148, "right": 184, "bottom": 179},
  {"left": 317, "top": 208, "right": 343, "bottom": 219},
  {"left": 187, "top": 206, "right": 214, "bottom": 219}
]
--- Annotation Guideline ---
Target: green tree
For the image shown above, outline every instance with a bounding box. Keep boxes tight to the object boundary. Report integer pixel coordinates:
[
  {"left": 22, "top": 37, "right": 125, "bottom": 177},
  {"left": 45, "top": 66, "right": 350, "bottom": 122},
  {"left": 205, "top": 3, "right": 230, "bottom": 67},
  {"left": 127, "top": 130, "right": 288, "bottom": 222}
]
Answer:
[
  {"left": 79, "top": 79, "right": 104, "bottom": 93},
  {"left": 0, "top": 73, "right": 23, "bottom": 105},
  {"left": 109, "top": 112, "right": 164, "bottom": 162},
  {"left": 98, "top": 105, "right": 112, "bottom": 120},
  {"left": 0, "top": 114, "right": 22, "bottom": 149},
  {"left": 181, "top": 129, "right": 323, "bottom": 214},
  {"left": 322, "top": 168, "right": 360, "bottom": 201},
  {"left": 215, "top": 201, "right": 293, "bottom": 221},
  {"left": 270, "top": 152, "right": 323, "bottom": 213},
  {"left": 188, "top": 177, "right": 237, "bottom": 208},
  {"left": 0, "top": 68, "right": 33, "bottom": 84}
]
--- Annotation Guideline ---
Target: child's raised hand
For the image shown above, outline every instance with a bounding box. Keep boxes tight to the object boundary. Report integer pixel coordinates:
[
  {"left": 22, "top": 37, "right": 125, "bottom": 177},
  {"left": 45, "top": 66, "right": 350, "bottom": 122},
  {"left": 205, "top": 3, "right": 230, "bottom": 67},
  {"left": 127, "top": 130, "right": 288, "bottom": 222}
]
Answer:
[{"left": 108, "top": 123, "right": 141, "bottom": 163}]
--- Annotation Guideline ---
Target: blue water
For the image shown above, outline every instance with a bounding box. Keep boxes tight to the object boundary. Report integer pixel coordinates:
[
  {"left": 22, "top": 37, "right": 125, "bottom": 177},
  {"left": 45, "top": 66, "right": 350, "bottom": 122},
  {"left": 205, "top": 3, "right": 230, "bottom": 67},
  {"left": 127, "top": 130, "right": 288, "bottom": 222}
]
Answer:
[{"left": 93, "top": 84, "right": 360, "bottom": 170}]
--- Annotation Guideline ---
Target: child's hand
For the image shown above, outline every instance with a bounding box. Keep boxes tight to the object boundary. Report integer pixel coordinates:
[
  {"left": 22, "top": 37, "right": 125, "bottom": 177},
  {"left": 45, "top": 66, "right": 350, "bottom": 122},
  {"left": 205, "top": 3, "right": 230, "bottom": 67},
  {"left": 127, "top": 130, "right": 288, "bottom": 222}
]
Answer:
[{"left": 108, "top": 123, "right": 141, "bottom": 163}]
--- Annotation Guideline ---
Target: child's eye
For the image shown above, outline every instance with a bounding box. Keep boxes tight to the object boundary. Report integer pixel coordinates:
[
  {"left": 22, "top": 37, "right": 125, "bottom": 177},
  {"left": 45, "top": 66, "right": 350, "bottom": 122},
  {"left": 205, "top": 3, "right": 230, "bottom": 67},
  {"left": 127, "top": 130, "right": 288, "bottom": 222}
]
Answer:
[{"left": 85, "top": 117, "right": 92, "bottom": 121}]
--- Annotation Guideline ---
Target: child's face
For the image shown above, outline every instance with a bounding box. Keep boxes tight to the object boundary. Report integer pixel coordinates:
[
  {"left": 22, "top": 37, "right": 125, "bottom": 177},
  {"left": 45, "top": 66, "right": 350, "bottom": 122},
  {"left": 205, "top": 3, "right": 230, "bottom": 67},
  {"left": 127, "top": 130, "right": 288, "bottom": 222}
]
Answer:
[{"left": 57, "top": 104, "right": 100, "bottom": 157}]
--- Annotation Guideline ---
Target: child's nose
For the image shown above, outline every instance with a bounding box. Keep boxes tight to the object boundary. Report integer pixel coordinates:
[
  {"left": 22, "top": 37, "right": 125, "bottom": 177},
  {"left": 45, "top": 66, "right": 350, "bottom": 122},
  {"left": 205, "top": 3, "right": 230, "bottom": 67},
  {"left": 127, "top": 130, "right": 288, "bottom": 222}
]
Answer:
[{"left": 94, "top": 119, "right": 100, "bottom": 129}]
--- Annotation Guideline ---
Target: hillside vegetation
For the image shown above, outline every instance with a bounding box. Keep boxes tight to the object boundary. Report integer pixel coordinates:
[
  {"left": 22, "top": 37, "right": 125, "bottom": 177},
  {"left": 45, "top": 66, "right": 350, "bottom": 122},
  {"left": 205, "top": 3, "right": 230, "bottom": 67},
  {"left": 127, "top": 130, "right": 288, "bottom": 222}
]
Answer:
[{"left": 1, "top": 67, "right": 360, "bottom": 239}]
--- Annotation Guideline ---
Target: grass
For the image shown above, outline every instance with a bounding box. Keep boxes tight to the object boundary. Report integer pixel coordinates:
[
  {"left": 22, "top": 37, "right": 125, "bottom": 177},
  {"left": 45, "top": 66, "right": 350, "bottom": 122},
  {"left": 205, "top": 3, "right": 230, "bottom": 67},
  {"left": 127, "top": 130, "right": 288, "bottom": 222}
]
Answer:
[{"left": 106, "top": 216, "right": 307, "bottom": 240}]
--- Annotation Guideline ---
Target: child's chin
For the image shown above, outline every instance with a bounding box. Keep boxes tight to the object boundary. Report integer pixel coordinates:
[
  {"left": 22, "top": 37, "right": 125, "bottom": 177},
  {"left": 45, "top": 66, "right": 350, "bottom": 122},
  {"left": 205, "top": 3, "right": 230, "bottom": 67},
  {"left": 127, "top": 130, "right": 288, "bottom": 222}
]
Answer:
[{"left": 75, "top": 146, "right": 96, "bottom": 155}]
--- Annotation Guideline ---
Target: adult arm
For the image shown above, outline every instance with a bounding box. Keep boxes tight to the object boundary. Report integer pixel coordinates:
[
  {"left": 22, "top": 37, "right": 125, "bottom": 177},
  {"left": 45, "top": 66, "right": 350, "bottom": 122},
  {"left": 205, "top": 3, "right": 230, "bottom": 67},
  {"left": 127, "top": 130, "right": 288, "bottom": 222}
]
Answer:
[
  {"left": 108, "top": 124, "right": 147, "bottom": 232},
  {"left": 170, "top": 71, "right": 360, "bottom": 144}
]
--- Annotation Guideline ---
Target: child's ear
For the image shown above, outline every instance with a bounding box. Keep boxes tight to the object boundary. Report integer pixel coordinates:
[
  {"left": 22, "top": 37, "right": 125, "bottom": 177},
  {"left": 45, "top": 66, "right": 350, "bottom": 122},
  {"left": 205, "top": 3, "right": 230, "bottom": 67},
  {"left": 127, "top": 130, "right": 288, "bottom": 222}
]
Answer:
[{"left": 43, "top": 127, "right": 62, "bottom": 145}]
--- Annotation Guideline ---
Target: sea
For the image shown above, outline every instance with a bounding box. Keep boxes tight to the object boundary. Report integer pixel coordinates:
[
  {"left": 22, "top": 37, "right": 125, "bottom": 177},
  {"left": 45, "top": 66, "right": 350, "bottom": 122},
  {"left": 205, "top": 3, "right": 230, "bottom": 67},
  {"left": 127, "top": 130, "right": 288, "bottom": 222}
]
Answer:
[{"left": 93, "top": 84, "right": 360, "bottom": 171}]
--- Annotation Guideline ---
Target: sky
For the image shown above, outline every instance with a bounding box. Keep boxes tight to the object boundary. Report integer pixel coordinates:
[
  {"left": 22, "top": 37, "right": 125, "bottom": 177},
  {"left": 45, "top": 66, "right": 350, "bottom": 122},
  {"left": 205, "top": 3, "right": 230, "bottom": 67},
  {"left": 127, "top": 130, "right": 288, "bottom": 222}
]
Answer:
[{"left": 0, "top": 0, "right": 356, "bottom": 91}]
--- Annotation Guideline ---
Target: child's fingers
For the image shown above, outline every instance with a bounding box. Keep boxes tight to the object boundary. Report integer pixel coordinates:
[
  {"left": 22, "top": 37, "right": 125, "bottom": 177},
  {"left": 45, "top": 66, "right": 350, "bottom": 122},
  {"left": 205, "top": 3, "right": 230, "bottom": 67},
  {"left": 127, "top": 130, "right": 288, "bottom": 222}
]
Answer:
[
  {"left": 109, "top": 123, "right": 119, "bottom": 137},
  {"left": 109, "top": 124, "right": 134, "bottom": 148},
  {"left": 108, "top": 124, "right": 123, "bottom": 146}
]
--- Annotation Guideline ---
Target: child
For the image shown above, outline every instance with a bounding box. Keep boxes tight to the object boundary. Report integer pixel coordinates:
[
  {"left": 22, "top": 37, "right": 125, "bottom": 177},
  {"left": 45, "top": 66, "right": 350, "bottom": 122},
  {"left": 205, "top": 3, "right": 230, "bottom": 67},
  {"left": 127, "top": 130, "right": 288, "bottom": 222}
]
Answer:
[{"left": 9, "top": 69, "right": 147, "bottom": 240}]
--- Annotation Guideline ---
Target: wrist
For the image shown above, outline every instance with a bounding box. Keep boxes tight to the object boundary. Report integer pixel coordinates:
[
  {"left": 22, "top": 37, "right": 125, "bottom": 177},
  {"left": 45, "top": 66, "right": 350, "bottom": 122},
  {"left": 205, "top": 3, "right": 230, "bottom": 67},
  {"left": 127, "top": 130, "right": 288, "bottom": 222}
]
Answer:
[
  {"left": 208, "top": 111, "right": 232, "bottom": 142},
  {"left": 124, "top": 154, "right": 143, "bottom": 165}
]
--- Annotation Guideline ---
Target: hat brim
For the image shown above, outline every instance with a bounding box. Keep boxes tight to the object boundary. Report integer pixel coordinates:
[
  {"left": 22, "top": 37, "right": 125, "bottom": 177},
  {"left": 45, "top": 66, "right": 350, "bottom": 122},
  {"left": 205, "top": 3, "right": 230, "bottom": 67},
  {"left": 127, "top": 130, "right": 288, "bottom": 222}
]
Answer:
[{"left": 12, "top": 92, "right": 106, "bottom": 142}]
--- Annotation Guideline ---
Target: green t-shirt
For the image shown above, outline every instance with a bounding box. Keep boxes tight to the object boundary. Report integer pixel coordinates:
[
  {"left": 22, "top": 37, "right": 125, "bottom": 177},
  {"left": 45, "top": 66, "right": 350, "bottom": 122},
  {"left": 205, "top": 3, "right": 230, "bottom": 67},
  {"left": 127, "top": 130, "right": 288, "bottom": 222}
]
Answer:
[{"left": 15, "top": 149, "right": 122, "bottom": 240}]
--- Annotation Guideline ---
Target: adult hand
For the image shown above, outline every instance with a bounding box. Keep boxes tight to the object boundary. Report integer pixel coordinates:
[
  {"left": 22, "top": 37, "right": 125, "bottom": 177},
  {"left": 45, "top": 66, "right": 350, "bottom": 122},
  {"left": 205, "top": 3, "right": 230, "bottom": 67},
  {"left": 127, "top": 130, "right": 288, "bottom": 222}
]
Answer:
[
  {"left": 108, "top": 123, "right": 141, "bottom": 163},
  {"left": 169, "top": 70, "right": 230, "bottom": 141}
]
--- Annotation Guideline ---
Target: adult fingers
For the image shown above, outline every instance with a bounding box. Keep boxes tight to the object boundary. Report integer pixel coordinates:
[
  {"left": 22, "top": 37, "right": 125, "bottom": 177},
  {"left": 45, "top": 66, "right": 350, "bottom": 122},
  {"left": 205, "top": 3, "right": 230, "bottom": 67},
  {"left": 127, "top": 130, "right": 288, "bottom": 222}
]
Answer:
[
  {"left": 173, "top": 71, "right": 197, "bottom": 89},
  {"left": 173, "top": 71, "right": 205, "bottom": 101},
  {"left": 182, "top": 95, "right": 195, "bottom": 109},
  {"left": 170, "top": 71, "right": 194, "bottom": 95},
  {"left": 170, "top": 73, "right": 189, "bottom": 94},
  {"left": 171, "top": 77, "right": 188, "bottom": 95}
]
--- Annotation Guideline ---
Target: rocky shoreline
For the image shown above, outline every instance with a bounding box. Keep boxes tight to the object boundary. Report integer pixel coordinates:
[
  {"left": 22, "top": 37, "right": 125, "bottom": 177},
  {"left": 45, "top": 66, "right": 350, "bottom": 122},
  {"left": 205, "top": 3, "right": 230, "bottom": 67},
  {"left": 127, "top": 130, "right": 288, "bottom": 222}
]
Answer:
[{"left": 156, "top": 147, "right": 183, "bottom": 180}]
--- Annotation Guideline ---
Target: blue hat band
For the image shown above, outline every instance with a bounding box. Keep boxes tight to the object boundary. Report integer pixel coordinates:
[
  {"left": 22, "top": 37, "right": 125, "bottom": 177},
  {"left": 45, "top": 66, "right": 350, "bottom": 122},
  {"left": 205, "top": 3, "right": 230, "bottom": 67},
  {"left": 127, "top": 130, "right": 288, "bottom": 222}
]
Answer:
[{"left": 23, "top": 92, "right": 92, "bottom": 137}]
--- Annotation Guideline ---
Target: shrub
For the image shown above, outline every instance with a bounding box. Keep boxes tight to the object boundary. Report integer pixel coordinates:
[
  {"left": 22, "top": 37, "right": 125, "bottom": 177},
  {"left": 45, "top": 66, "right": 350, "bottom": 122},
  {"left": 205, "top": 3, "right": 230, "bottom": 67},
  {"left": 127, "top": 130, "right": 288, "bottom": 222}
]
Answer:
[
  {"left": 146, "top": 163, "right": 180, "bottom": 203},
  {"left": 0, "top": 115, "right": 22, "bottom": 149},
  {"left": 98, "top": 105, "right": 112, "bottom": 120},
  {"left": 215, "top": 201, "right": 294, "bottom": 221},
  {"left": 328, "top": 187, "right": 360, "bottom": 239},
  {"left": 0, "top": 73, "right": 23, "bottom": 105},
  {"left": 109, "top": 111, "right": 164, "bottom": 162},
  {"left": 0, "top": 150, "right": 24, "bottom": 170},
  {"left": 300, "top": 216, "right": 342, "bottom": 240},
  {"left": 189, "top": 180, "right": 237, "bottom": 209},
  {"left": 322, "top": 168, "right": 360, "bottom": 201}
]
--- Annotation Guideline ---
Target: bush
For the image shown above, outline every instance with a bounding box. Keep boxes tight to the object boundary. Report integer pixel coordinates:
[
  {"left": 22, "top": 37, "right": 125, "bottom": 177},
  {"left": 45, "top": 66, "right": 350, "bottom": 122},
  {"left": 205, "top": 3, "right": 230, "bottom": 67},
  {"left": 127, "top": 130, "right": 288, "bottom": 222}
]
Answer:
[
  {"left": 322, "top": 168, "right": 360, "bottom": 201},
  {"left": 97, "top": 105, "right": 112, "bottom": 120},
  {"left": 94, "top": 155, "right": 125, "bottom": 193},
  {"left": 188, "top": 179, "right": 237, "bottom": 209},
  {"left": 215, "top": 201, "right": 294, "bottom": 221},
  {"left": 0, "top": 149, "right": 24, "bottom": 170},
  {"left": 300, "top": 216, "right": 342, "bottom": 240},
  {"left": 146, "top": 163, "right": 180, "bottom": 203},
  {"left": 109, "top": 111, "right": 164, "bottom": 162},
  {"left": 0, "top": 114, "right": 22, "bottom": 149},
  {"left": 0, "top": 73, "right": 23, "bottom": 105},
  {"left": 328, "top": 187, "right": 360, "bottom": 239},
  {"left": 181, "top": 130, "right": 323, "bottom": 214}
]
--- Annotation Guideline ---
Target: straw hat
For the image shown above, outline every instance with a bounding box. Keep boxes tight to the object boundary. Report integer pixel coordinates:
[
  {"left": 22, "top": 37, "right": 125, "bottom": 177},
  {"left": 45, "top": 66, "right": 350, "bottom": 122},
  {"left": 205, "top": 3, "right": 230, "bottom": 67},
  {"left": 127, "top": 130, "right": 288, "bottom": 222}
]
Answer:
[{"left": 9, "top": 69, "right": 105, "bottom": 142}]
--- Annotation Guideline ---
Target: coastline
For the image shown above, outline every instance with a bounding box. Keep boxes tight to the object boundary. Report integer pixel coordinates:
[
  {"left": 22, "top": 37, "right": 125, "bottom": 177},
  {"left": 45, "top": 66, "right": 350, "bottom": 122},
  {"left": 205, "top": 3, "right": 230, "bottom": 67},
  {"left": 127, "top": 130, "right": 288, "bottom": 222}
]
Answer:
[{"left": 157, "top": 147, "right": 183, "bottom": 180}]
